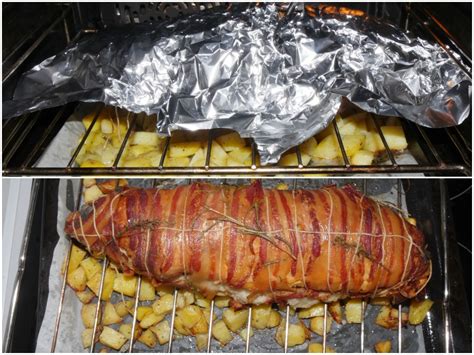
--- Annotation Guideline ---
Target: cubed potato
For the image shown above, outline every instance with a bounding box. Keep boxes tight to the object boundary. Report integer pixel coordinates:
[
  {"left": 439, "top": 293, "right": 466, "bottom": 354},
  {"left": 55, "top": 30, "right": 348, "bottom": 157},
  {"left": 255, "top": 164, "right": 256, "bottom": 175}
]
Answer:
[
  {"left": 67, "top": 266, "right": 87, "bottom": 291},
  {"left": 173, "top": 313, "right": 191, "bottom": 336},
  {"left": 163, "top": 156, "right": 190, "bottom": 167},
  {"left": 139, "top": 278, "right": 156, "bottom": 301},
  {"left": 251, "top": 304, "right": 272, "bottom": 329},
  {"left": 341, "top": 134, "right": 365, "bottom": 156},
  {"left": 140, "top": 150, "right": 163, "bottom": 166},
  {"left": 216, "top": 132, "right": 247, "bottom": 152},
  {"left": 195, "top": 334, "right": 208, "bottom": 351},
  {"left": 100, "top": 119, "right": 114, "bottom": 134},
  {"left": 227, "top": 146, "right": 252, "bottom": 164},
  {"left": 152, "top": 294, "right": 174, "bottom": 315},
  {"left": 176, "top": 305, "right": 203, "bottom": 329},
  {"left": 210, "top": 140, "right": 228, "bottom": 166},
  {"left": 223, "top": 308, "right": 249, "bottom": 332},
  {"left": 177, "top": 290, "right": 195, "bottom": 309},
  {"left": 67, "top": 244, "right": 87, "bottom": 274},
  {"left": 299, "top": 137, "right": 319, "bottom": 157},
  {"left": 190, "top": 311, "right": 209, "bottom": 335},
  {"left": 309, "top": 316, "right": 332, "bottom": 336},
  {"left": 371, "top": 297, "right": 391, "bottom": 306},
  {"left": 189, "top": 148, "right": 206, "bottom": 167},
  {"left": 275, "top": 321, "right": 310, "bottom": 347},
  {"left": 169, "top": 141, "right": 201, "bottom": 158},
  {"left": 134, "top": 306, "right": 153, "bottom": 321},
  {"left": 80, "top": 158, "right": 108, "bottom": 168},
  {"left": 82, "top": 113, "right": 101, "bottom": 132},
  {"left": 298, "top": 304, "right": 325, "bottom": 319},
  {"left": 328, "top": 302, "right": 343, "bottom": 324},
  {"left": 308, "top": 342, "right": 336, "bottom": 353},
  {"left": 313, "top": 135, "right": 340, "bottom": 160},
  {"left": 194, "top": 293, "right": 211, "bottom": 308},
  {"left": 226, "top": 156, "right": 246, "bottom": 166},
  {"left": 268, "top": 310, "right": 282, "bottom": 328},
  {"left": 140, "top": 312, "right": 166, "bottom": 329},
  {"left": 82, "top": 303, "right": 100, "bottom": 329},
  {"left": 375, "top": 340, "right": 392, "bottom": 353},
  {"left": 212, "top": 320, "right": 233, "bottom": 346},
  {"left": 202, "top": 308, "right": 217, "bottom": 322},
  {"left": 339, "top": 113, "right": 368, "bottom": 135},
  {"left": 87, "top": 268, "right": 115, "bottom": 301},
  {"left": 279, "top": 153, "right": 311, "bottom": 167},
  {"left": 214, "top": 296, "right": 231, "bottom": 308},
  {"left": 81, "top": 328, "right": 95, "bottom": 348},
  {"left": 375, "top": 306, "right": 408, "bottom": 329},
  {"left": 138, "top": 328, "right": 157, "bottom": 348},
  {"left": 113, "top": 273, "right": 138, "bottom": 297},
  {"left": 83, "top": 178, "right": 96, "bottom": 188},
  {"left": 84, "top": 185, "right": 105, "bottom": 203},
  {"left": 351, "top": 149, "right": 375, "bottom": 165},
  {"left": 99, "top": 147, "right": 119, "bottom": 166},
  {"left": 76, "top": 288, "right": 95, "bottom": 304},
  {"left": 155, "top": 285, "right": 174, "bottom": 296},
  {"left": 129, "top": 132, "right": 160, "bottom": 146},
  {"left": 118, "top": 323, "right": 140, "bottom": 341},
  {"left": 115, "top": 301, "right": 134, "bottom": 318},
  {"left": 239, "top": 327, "right": 254, "bottom": 341},
  {"left": 380, "top": 126, "right": 408, "bottom": 151},
  {"left": 80, "top": 257, "right": 102, "bottom": 281},
  {"left": 363, "top": 131, "right": 385, "bottom": 152},
  {"left": 102, "top": 302, "right": 122, "bottom": 325},
  {"left": 345, "top": 300, "right": 363, "bottom": 324},
  {"left": 150, "top": 320, "right": 171, "bottom": 345},
  {"left": 409, "top": 299, "right": 434, "bottom": 325}
]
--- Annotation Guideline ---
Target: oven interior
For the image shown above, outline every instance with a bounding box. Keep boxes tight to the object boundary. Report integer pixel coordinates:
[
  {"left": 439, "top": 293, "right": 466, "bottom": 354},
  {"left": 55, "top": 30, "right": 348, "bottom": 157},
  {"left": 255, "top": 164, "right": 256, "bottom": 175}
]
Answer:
[
  {"left": 3, "top": 178, "right": 471, "bottom": 352},
  {"left": 1, "top": 2, "right": 472, "bottom": 177}
]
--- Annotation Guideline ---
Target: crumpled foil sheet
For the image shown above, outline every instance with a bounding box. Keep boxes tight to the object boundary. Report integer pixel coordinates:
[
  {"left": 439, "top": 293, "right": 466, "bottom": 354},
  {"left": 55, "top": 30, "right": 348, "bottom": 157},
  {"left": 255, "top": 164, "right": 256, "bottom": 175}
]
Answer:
[{"left": 3, "top": 4, "right": 471, "bottom": 164}]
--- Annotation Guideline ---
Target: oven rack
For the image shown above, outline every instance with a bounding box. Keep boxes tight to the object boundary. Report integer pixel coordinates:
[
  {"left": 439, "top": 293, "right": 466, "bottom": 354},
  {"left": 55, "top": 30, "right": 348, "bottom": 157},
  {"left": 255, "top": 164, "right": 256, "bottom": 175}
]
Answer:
[
  {"left": 1, "top": 3, "right": 472, "bottom": 177},
  {"left": 46, "top": 179, "right": 447, "bottom": 353},
  {"left": 2, "top": 101, "right": 471, "bottom": 176}
]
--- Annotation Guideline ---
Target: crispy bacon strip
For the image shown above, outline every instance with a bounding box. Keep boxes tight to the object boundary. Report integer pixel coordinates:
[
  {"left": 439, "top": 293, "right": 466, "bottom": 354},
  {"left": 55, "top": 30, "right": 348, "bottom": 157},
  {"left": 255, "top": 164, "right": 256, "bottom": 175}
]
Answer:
[{"left": 65, "top": 182, "right": 431, "bottom": 305}]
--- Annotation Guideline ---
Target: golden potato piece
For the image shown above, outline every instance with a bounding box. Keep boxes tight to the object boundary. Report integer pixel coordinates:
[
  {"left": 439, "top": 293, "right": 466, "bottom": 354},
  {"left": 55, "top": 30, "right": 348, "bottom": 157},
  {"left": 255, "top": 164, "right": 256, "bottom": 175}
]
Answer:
[
  {"left": 81, "top": 328, "right": 95, "bottom": 348},
  {"left": 212, "top": 320, "right": 233, "bottom": 346},
  {"left": 408, "top": 299, "right": 433, "bottom": 325},
  {"left": 194, "top": 293, "right": 211, "bottom": 309},
  {"left": 134, "top": 306, "right": 153, "bottom": 321},
  {"left": 214, "top": 296, "right": 231, "bottom": 308},
  {"left": 328, "top": 302, "right": 343, "bottom": 324},
  {"left": 87, "top": 268, "right": 115, "bottom": 301},
  {"left": 129, "top": 132, "right": 160, "bottom": 147},
  {"left": 150, "top": 320, "right": 171, "bottom": 345},
  {"left": 163, "top": 156, "right": 190, "bottom": 167},
  {"left": 139, "top": 278, "right": 156, "bottom": 301},
  {"left": 275, "top": 321, "right": 310, "bottom": 347},
  {"left": 308, "top": 342, "right": 336, "bottom": 353},
  {"left": 251, "top": 304, "right": 272, "bottom": 329},
  {"left": 195, "top": 334, "right": 208, "bottom": 351},
  {"left": 227, "top": 146, "right": 252, "bottom": 164},
  {"left": 309, "top": 316, "right": 332, "bottom": 336},
  {"left": 152, "top": 294, "right": 174, "bottom": 315},
  {"left": 380, "top": 126, "right": 408, "bottom": 151},
  {"left": 298, "top": 304, "right": 325, "bottom": 319},
  {"left": 239, "top": 327, "right": 254, "bottom": 341},
  {"left": 189, "top": 148, "right": 206, "bottom": 167},
  {"left": 115, "top": 301, "right": 134, "bottom": 318},
  {"left": 113, "top": 273, "right": 138, "bottom": 297},
  {"left": 80, "top": 257, "right": 102, "bottom": 280},
  {"left": 299, "top": 137, "right": 318, "bottom": 157},
  {"left": 351, "top": 149, "right": 374, "bottom": 165},
  {"left": 177, "top": 290, "right": 195, "bottom": 309},
  {"left": 223, "top": 308, "right": 249, "bottom": 332},
  {"left": 176, "top": 305, "right": 203, "bottom": 329},
  {"left": 82, "top": 113, "right": 101, "bottom": 132},
  {"left": 141, "top": 312, "right": 165, "bottom": 329},
  {"left": 138, "top": 328, "right": 157, "bottom": 348},
  {"left": 216, "top": 132, "right": 246, "bottom": 152},
  {"left": 267, "top": 310, "right": 282, "bottom": 328},
  {"left": 169, "top": 141, "right": 201, "bottom": 158},
  {"left": 118, "top": 323, "right": 140, "bottom": 341},
  {"left": 67, "top": 244, "right": 87, "bottom": 275},
  {"left": 279, "top": 152, "right": 311, "bottom": 167},
  {"left": 338, "top": 113, "right": 368, "bottom": 135},
  {"left": 345, "top": 300, "right": 363, "bottom": 324},
  {"left": 210, "top": 140, "right": 228, "bottom": 166},
  {"left": 102, "top": 302, "right": 122, "bottom": 325},
  {"left": 82, "top": 303, "right": 100, "bottom": 329},
  {"left": 84, "top": 185, "right": 105, "bottom": 203},
  {"left": 375, "top": 340, "right": 392, "bottom": 353},
  {"left": 375, "top": 306, "right": 408, "bottom": 329},
  {"left": 363, "top": 131, "right": 385, "bottom": 153},
  {"left": 76, "top": 288, "right": 95, "bottom": 304},
  {"left": 67, "top": 266, "right": 87, "bottom": 291}
]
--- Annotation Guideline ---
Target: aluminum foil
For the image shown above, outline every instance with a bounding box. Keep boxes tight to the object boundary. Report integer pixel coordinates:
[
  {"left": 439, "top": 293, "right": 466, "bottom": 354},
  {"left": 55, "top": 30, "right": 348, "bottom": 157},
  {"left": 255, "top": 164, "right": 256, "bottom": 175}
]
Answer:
[{"left": 3, "top": 4, "right": 471, "bottom": 164}]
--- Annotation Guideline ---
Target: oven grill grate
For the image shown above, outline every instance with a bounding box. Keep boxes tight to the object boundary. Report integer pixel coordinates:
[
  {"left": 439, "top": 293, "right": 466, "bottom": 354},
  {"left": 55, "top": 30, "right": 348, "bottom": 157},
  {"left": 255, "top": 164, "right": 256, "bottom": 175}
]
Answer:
[{"left": 49, "top": 179, "right": 448, "bottom": 353}]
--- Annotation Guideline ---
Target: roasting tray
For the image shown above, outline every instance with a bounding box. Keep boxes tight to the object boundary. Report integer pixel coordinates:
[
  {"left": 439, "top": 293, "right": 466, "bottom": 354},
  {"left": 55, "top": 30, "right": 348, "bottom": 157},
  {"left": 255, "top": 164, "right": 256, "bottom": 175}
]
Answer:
[{"left": 3, "top": 179, "right": 471, "bottom": 352}]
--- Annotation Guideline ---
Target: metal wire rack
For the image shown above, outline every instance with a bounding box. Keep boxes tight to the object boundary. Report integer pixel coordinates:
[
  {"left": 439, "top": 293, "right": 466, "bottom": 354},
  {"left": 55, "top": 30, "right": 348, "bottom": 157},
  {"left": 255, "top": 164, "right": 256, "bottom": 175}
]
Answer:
[
  {"left": 1, "top": 3, "right": 472, "bottom": 177},
  {"left": 48, "top": 178, "right": 452, "bottom": 353}
]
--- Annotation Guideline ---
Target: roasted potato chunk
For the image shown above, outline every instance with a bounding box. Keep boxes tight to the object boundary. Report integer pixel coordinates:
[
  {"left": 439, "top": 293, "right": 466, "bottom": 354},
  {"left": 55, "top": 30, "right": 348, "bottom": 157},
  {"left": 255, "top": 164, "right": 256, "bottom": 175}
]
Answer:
[
  {"left": 67, "top": 266, "right": 87, "bottom": 291},
  {"left": 152, "top": 294, "right": 174, "bottom": 315},
  {"left": 223, "top": 308, "right": 249, "bottom": 332},
  {"left": 345, "top": 299, "right": 363, "bottom": 324},
  {"left": 150, "top": 320, "right": 171, "bottom": 345},
  {"left": 328, "top": 302, "right": 343, "bottom": 324},
  {"left": 275, "top": 321, "right": 310, "bottom": 347},
  {"left": 298, "top": 303, "right": 325, "bottom": 319},
  {"left": 375, "top": 306, "right": 408, "bottom": 329},
  {"left": 309, "top": 316, "right": 332, "bottom": 336},
  {"left": 408, "top": 299, "right": 433, "bottom": 325},
  {"left": 212, "top": 320, "right": 233, "bottom": 346},
  {"left": 138, "top": 329, "right": 157, "bottom": 348},
  {"left": 76, "top": 288, "right": 95, "bottom": 304},
  {"left": 308, "top": 342, "right": 336, "bottom": 353},
  {"left": 375, "top": 340, "right": 392, "bottom": 353},
  {"left": 82, "top": 303, "right": 100, "bottom": 329},
  {"left": 113, "top": 273, "right": 138, "bottom": 297},
  {"left": 99, "top": 326, "right": 127, "bottom": 350},
  {"left": 102, "top": 302, "right": 122, "bottom": 325}
]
